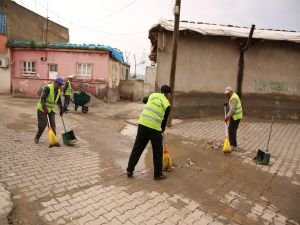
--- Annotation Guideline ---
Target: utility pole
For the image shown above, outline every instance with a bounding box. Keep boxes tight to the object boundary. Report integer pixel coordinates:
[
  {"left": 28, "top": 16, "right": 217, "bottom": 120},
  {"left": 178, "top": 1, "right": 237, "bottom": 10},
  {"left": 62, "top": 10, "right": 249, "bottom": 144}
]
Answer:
[
  {"left": 167, "top": 0, "right": 181, "bottom": 127},
  {"left": 134, "top": 54, "right": 136, "bottom": 79}
]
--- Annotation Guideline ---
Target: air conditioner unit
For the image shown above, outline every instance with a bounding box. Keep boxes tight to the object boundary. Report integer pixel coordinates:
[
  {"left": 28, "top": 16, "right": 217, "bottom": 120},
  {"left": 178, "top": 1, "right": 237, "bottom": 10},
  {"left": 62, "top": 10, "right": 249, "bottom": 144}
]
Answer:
[{"left": 0, "top": 58, "right": 9, "bottom": 68}]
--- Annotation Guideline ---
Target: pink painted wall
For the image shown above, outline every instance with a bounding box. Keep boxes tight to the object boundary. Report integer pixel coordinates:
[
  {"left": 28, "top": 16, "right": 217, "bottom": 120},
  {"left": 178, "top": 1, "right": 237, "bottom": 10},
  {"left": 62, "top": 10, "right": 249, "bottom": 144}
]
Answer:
[
  {"left": 11, "top": 49, "right": 110, "bottom": 97},
  {"left": 0, "top": 35, "right": 7, "bottom": 53}
]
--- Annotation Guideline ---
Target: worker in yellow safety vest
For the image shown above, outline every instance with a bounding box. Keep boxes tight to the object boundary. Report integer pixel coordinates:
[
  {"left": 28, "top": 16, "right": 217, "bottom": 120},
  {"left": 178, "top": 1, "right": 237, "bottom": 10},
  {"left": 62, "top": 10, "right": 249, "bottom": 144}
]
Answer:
[
  {"left": 34, "top": 77, "right": 64, "bottom": 146},
  {"left": 63, "top": 75, "right": 74, "bottom": 113},
  {"left": 224, "top": 86, "right": 243, "bottom": 151},
  {"left": 127, "top": 85, "right": 171, "bottom": 180}
]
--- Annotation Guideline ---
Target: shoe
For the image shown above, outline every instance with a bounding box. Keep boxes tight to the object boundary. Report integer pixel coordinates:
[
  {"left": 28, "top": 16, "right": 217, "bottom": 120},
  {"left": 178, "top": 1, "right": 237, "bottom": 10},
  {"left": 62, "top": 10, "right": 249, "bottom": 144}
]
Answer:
[
  {"left": 127, "top": 171, "right": 133, "bottom": 178},
  {"left": 231, "top": 146, "right": 236, "bottom": 151},
  {"left": 34, "top": 137, "right": 39, "bottom": 144},
  {"left": 154, "top": 174, "right": 166, "bottom": 180},
  {"left": 55, "top": 143, "right": 61, "bottom": 147}
]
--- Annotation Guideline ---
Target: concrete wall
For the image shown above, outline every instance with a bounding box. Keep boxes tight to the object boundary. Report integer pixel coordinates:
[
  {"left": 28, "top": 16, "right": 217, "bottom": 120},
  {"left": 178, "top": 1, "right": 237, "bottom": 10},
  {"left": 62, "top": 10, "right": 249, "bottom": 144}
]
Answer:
[
  {"left": 109, "top": 60, "right": 130, "bottom": 89},
  {"left": 119, "top": 80, "right": 144, "bottom": 101},
  {"left": 145, "top": 66, "right": 156, "bottom": 93},
  {"left": 155, "top": 31, "right": 300, "bottom": 119},
  {"left": 0, "top": 50, "right": 10, "bottom": 93},
  {"left": 0, "top": 0, "right": 69, "bottom": 43},
  {"left": 156, "top": 31, "right": 300, "bottom": 96},
  {"left": 243, "top": 41, "right": 300, "bottom": 95},
  {"left": 156, "top": 32, "right": 239, "bottom": 93},
  {"left": 0, "top": 35, "right": 9, "bottom": 93}
]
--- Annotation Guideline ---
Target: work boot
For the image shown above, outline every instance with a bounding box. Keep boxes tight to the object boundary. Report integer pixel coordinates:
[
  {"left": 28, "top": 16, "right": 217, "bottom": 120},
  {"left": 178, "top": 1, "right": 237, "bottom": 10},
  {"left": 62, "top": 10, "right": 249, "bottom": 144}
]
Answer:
[
  {"left": 127, "top": 170, "right": 133, "bottom": 178},
  {"left": 231, "top": 146, "right": 238, "bottom": 151},
  {"left": 154, "top": 174, "right": 166, "bottom": 180},
  {"left": 34, "top": 136, "right": 39, "bottom": 144}
]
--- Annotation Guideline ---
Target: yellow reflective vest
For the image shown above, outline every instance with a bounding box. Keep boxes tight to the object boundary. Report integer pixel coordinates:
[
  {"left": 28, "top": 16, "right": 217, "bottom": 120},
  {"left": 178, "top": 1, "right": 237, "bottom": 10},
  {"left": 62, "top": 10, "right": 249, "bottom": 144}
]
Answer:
[
  {"left": 64, "top": 80, "right": 72, "bottom": 96},
  {"left": 230, "top": 92, "right": 243, "bottom": 120},
  {"left": 37, "top": 84, "right": 61, "bottom": 113},
  {"left": 138, "top": 93, "right": 170, "bottom": 131}
]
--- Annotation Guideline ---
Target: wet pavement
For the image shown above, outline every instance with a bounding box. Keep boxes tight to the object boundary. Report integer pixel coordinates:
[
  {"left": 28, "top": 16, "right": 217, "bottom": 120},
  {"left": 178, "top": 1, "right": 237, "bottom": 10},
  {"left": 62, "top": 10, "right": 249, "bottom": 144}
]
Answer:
[{"left": 0, "top": 95, "right": 299, "bottom": 225}]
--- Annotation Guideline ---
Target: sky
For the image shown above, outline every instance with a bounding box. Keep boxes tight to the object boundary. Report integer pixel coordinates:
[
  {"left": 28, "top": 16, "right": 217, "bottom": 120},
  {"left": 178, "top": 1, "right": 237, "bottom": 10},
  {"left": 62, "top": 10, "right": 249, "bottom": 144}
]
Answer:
[{"left": 14, "top": 0, "right": 300, "bottom": 75}]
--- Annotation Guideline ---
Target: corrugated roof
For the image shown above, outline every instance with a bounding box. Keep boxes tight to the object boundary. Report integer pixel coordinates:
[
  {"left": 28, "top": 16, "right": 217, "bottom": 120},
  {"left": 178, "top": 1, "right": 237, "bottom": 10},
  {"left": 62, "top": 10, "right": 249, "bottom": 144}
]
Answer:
[
  {"left": 7, "top": 40, "right": 124, "bottom": 62},
  {"left": 150, "top": 19, "right": 300, "bottom": 44}
]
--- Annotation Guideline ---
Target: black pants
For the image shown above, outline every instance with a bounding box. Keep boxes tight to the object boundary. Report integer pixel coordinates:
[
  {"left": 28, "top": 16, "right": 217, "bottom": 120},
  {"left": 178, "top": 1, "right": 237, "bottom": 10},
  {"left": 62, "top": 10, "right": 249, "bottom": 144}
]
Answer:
[
  {"left": 228, "top": 117, "right": 240, "bottom": 147},
  {"left": 63, "top": 95, "right": 71, "bottom": 112},
  {"left": 127, "top": 124, "right": 163, "bottom": 178},
  {"left": 35, "top": 110, "right": 56, "bottom": 140}
]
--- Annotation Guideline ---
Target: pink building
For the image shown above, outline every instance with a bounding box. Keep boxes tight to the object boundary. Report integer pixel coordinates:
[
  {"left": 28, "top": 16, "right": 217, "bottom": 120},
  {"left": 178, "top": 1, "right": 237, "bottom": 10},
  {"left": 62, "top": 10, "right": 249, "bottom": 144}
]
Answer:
[{"left": 9, "top": 41, "right": 130, "bottom": 101}]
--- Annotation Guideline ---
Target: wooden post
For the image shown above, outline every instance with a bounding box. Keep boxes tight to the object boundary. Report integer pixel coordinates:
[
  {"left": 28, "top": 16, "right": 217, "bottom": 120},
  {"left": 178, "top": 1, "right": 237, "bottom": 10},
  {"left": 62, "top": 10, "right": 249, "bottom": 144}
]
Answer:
[{"left": 167, "top": 0, "right": 181, "bottom": 127}]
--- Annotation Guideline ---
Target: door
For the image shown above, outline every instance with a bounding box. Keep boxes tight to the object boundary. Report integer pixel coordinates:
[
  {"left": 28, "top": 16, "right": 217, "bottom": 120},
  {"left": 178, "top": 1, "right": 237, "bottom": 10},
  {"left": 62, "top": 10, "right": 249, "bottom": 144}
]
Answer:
[{"left": 49, "top": 64, "right": 58, "bottom": 79}]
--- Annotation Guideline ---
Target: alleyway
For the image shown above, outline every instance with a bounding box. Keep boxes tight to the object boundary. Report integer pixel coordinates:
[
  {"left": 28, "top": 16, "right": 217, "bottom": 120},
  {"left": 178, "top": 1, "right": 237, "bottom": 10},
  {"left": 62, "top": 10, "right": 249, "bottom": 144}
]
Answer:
[{"left": 0, "top": 95, "right": 299, "bottom": 225}]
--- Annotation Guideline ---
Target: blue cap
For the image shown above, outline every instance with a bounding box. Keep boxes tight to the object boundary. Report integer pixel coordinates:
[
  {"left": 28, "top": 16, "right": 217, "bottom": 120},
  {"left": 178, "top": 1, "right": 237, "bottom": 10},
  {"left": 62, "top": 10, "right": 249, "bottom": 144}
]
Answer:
[{"left": 55, "top": 76, "right": 64, "bottom": 85}]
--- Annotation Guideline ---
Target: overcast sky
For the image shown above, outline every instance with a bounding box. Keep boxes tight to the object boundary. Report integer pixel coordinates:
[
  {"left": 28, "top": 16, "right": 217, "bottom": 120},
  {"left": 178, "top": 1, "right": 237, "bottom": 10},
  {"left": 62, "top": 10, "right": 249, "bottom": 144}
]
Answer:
[{"left": 15, "top": 0, "right": 300, "bottom": 75}]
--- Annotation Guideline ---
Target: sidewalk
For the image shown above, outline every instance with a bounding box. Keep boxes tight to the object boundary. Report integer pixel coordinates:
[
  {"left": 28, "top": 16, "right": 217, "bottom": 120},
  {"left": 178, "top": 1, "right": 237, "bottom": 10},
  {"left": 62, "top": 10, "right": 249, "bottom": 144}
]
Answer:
[{"left": 0, "top": 95, "right": 299, "bottom": 225}]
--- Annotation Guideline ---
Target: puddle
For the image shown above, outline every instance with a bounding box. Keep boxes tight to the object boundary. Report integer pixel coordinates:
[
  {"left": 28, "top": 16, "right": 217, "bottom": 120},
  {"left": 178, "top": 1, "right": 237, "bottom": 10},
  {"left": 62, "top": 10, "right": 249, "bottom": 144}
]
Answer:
[
  {"left": 120, "top": 124, "right": 152, "bottom": 175},
  {"left": 121, "top": 124, "right": 137, "bottom": 140}
]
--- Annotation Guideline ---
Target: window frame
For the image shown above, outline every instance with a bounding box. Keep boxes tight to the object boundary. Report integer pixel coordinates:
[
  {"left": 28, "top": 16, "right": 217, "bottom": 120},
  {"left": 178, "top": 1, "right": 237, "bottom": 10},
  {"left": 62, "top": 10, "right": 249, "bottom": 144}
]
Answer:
[
  {"left": 21, "top": 61, "right": 36, "bottom": 76},
  {"left": 76, "top": 63, "right": 92, "bottom": 79}
]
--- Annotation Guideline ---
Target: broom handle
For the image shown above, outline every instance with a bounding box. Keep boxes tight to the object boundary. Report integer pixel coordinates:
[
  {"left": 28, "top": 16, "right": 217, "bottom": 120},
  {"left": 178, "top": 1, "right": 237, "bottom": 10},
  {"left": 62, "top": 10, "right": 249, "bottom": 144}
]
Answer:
[
  {"left": 46, "top": 114, "right": 51, "bottom": 128},
  {"left": 61, "top": 116, "right": 68, "bottom": 133},
  {"left": 224, "top": 106, "right": 229, "bottom": 136},
  {"left": 266, "top": 116, "right": 274, "bottom": 150}
]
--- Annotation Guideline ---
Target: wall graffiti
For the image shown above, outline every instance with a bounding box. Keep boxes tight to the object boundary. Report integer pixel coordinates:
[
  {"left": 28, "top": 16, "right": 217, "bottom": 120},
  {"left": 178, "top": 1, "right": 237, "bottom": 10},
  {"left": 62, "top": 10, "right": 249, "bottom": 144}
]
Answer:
[{"left": 254, "top": 80, "right": 288, "bottom": 93}]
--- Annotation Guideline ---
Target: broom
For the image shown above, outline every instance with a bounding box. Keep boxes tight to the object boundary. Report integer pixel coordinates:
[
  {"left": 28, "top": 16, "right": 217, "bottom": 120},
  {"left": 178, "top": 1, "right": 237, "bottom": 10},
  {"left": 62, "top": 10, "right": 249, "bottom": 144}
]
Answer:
[
  {"left": 162, "top": 133, "right": 172, "bottom": 171},
  {"left": 223, "top": 105, "right": 232, "bottom": 153},
  {"left": 47, "top": 114, "right": 59, "bottom": 147}
]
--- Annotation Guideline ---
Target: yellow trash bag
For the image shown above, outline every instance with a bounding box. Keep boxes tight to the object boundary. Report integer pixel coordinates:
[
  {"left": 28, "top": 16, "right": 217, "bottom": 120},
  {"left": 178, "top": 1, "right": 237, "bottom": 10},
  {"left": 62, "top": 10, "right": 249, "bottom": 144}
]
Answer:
[{"left": 163, "top": 147, "right": 173, "bottom": 171}]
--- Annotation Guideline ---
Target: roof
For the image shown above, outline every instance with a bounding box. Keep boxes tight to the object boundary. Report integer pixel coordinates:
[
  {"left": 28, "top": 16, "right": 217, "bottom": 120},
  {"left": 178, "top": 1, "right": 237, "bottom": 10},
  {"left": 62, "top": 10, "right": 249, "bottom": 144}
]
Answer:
[
  {"left": 7, "top": 40, "right": 124, "bottom": 62},
  {"left": 150, "top": 19, "right": 300, "bottom": 44}
]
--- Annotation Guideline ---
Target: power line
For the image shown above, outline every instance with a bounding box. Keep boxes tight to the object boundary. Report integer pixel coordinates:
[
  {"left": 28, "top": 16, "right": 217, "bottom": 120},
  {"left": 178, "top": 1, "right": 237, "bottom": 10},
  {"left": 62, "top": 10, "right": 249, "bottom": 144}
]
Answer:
[
  {"left": 18, "top": 0, "right": 144, "bottom": 36},
  {"left": 83, "top": 0, "right": 138, "bottom": 27}
]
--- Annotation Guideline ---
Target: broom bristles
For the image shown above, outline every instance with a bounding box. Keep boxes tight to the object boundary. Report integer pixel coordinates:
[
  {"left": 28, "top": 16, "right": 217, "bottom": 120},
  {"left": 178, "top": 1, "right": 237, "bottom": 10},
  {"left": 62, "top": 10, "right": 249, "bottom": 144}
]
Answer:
[
  {"left": 223, "top": 137, "right": 232, "bottom": 153},
  {"left": 48, "top": 128, "right": 58, "bottom": 145},
  {"left": 163, "top": 148, "right": 172, "bottom": 171}
]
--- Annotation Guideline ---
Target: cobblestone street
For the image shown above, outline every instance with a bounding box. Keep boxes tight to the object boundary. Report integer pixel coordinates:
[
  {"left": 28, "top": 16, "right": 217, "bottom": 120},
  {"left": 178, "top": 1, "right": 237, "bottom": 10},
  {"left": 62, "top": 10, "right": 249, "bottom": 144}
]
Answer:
[{"left": 0, "top": 96, "right": 299, "bottom": 225}]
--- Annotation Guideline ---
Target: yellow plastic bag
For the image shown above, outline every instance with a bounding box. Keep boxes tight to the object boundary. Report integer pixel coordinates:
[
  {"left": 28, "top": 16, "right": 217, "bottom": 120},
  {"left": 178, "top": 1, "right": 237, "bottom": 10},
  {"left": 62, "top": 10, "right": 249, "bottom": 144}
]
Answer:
[{"left": 163, "top": 147, "right": 173, "bottom": 171}]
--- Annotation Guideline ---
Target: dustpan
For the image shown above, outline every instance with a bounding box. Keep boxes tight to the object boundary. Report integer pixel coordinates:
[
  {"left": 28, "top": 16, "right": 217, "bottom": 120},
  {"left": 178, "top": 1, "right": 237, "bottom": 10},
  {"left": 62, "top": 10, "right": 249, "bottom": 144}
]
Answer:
[
  {"left": 255, "top": 116, "right": 273, "bottom": 165},
  {"left": 61, "top": 116, "right": 77, "bottom": 145}
]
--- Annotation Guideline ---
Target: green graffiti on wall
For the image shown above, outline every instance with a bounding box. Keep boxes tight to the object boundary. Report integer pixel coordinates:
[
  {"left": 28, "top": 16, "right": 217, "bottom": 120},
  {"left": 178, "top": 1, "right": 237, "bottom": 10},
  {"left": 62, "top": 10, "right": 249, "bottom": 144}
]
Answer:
[{"left": 254, "top": 80, "right": 288, "bottom": 92}]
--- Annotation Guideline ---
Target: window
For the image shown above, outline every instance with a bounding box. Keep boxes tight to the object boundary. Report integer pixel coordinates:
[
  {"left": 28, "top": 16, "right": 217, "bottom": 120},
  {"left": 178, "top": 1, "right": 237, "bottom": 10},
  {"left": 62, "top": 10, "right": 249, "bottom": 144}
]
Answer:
[
  {"left": 0, "top": 11, "right": 6, "bottom": 34},
  {"left": 21, "top": 61, "right": 36, "bottom": 76},
  {"left": 49, "top": 64, "right": 57, "bottom": 72},
  {"left": 76, "top": 63, "right": 92, "bottom": 78}
]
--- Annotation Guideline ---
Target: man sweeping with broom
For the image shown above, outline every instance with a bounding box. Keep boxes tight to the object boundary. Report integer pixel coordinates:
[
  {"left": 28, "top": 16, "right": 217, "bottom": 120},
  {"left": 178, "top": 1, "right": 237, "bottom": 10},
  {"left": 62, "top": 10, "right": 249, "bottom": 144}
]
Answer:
[
  {"left": 224, "top": 87, "right": 243, "bottom": 151},
  {"left": 126, "top": 85, "right": 171, "bottom": 180},
  {"left": 34, "top": 77, "right": 64, "bottom": 147}
]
